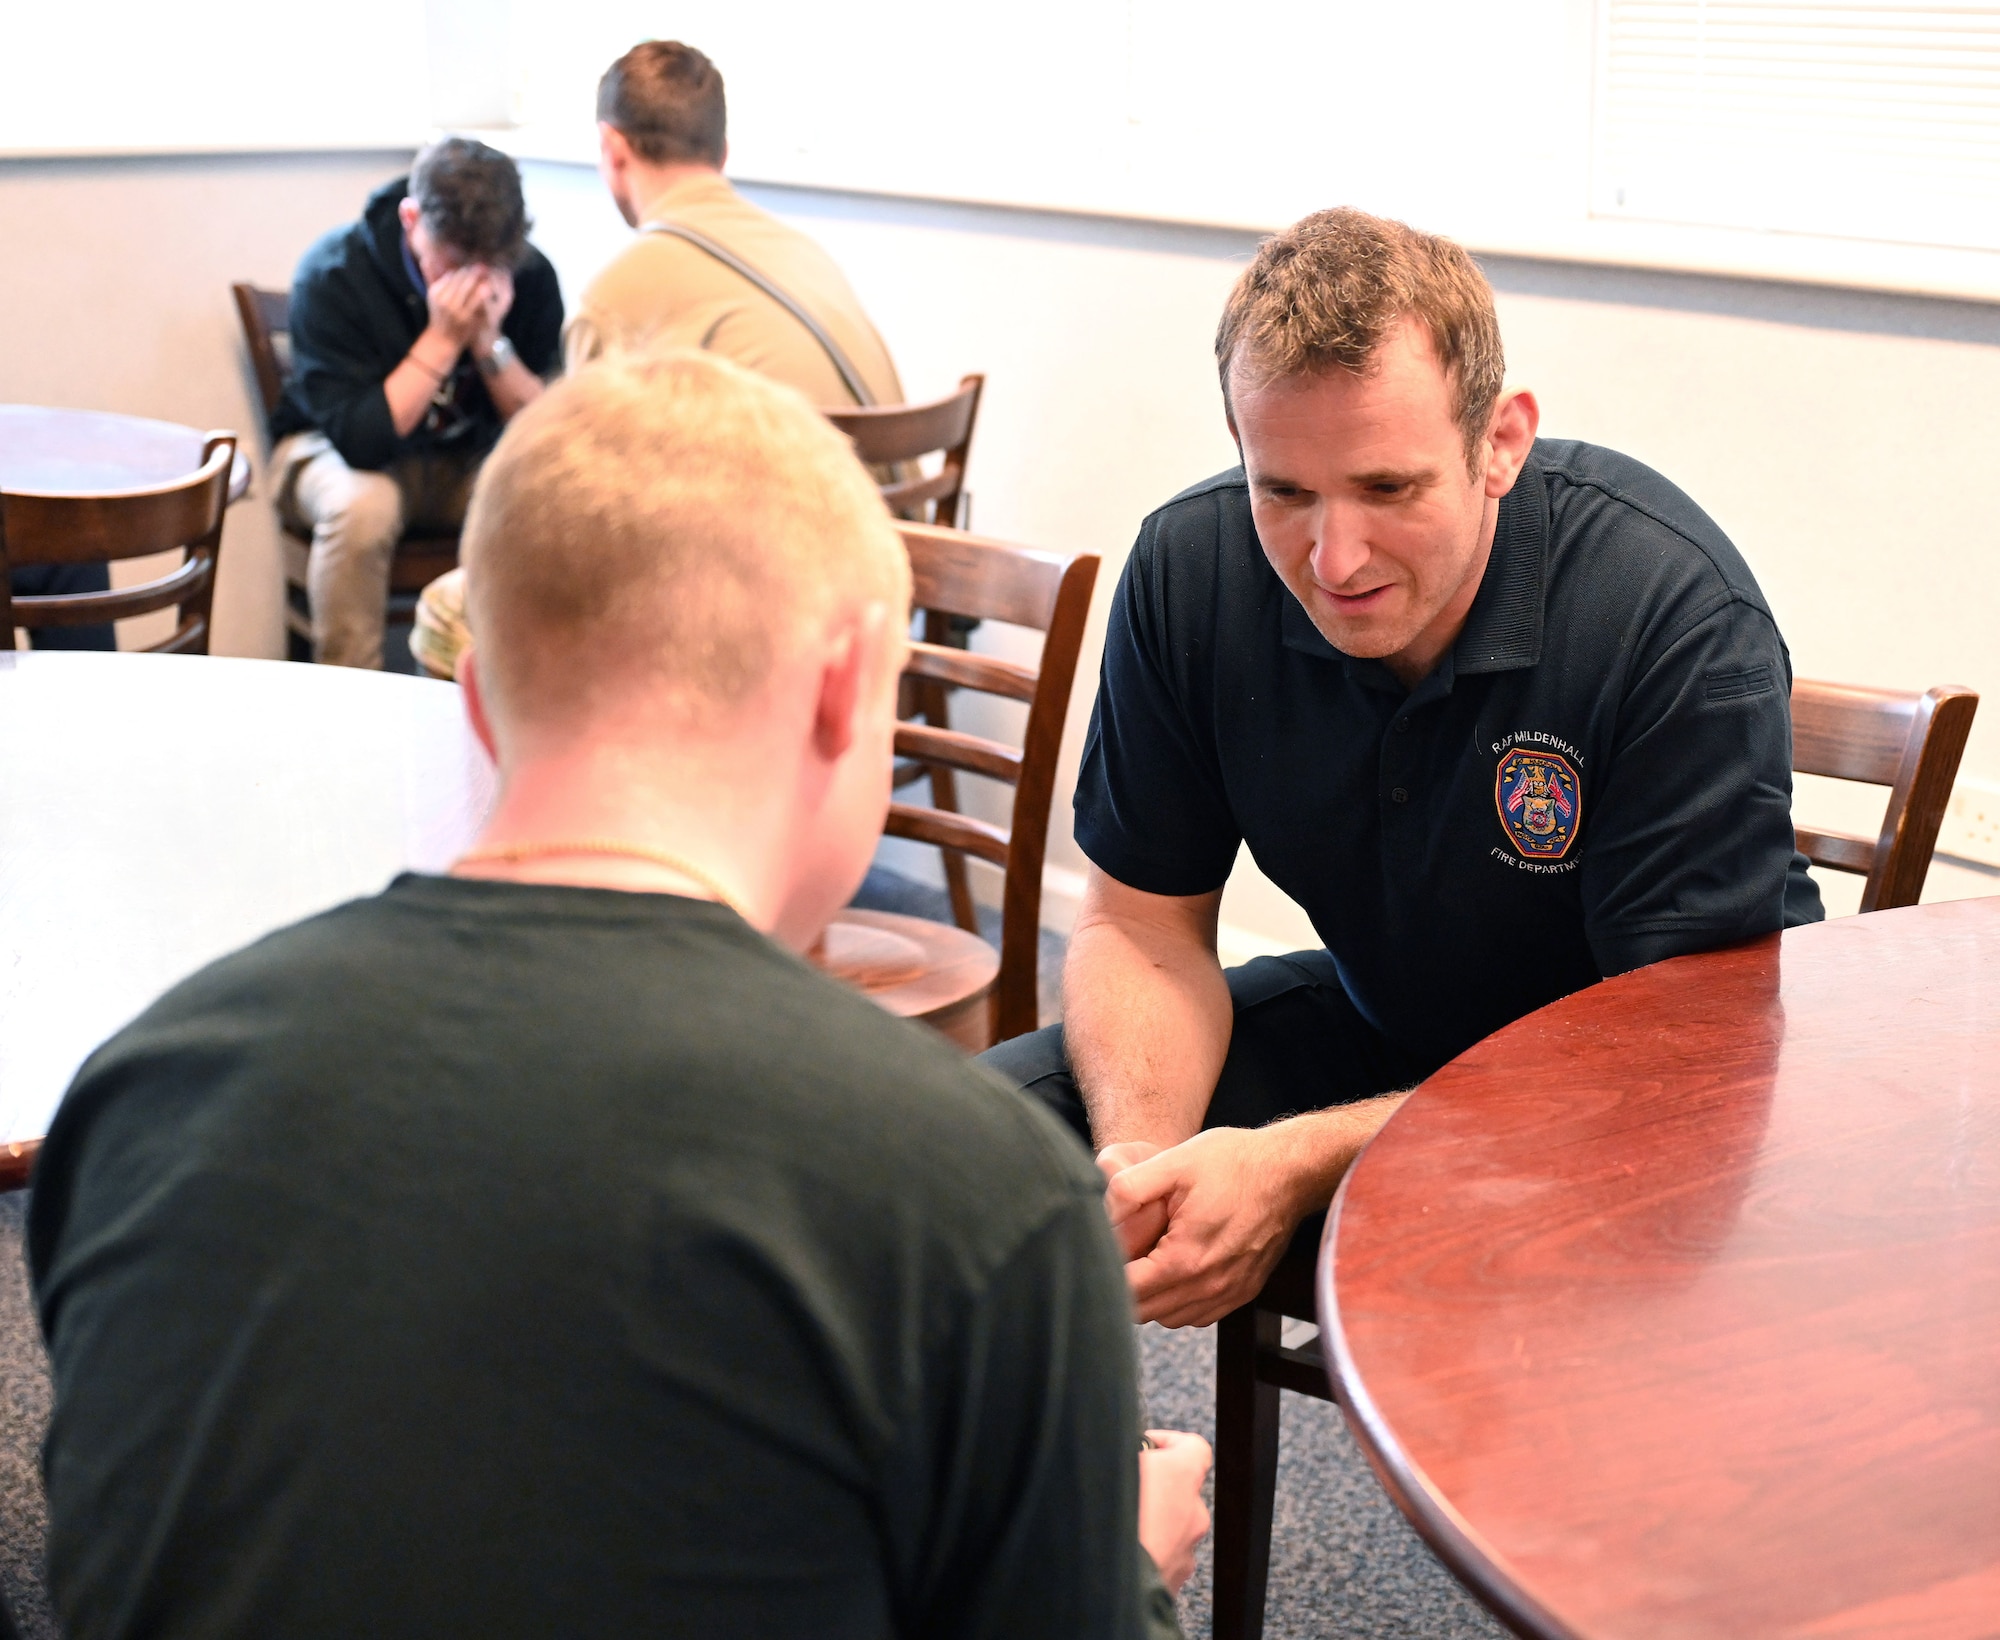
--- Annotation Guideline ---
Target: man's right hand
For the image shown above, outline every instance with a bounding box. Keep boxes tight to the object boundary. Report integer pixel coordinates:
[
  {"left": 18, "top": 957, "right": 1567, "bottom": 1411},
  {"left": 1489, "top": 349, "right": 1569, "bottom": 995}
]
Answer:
[
  {"left": 1097, "top": 1141, "right": 1166, "bottom": 1259},
  {"left": 424, "top": 264, "right": 490, "bottom": 354},
  {"left": 1137, "top": 1428, "right": 1212, "bottom": 1594}
]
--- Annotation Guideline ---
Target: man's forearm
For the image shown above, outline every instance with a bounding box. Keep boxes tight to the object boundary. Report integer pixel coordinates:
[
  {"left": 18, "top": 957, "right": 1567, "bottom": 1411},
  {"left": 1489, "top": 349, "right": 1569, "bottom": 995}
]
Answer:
[
  {"left": 1260, "top": 1093, "right": 1408, "bottom": 1219},
  {"left": 481, "top": 350, "right": 544, "bottom": 420},
  {"left": 1064, "top": 913, "right": 1231, "bottom": 1151},
  {"left": 385, "top": 330, "right": 461, "bottom": 437}
]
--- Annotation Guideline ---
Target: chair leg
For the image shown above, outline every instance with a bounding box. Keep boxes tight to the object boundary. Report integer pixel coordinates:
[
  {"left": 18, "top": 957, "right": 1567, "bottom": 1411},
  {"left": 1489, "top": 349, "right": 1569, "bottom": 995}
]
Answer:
[{"left": 1212, "top": 1305, "right": 1282, "bottom": 1640}]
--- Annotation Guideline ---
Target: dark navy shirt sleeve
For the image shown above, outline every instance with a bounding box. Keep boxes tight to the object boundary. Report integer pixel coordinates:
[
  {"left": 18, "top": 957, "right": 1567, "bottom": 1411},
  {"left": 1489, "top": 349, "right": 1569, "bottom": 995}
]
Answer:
[
  {"left": 289, "top": 258, "right": 403, "bottom": 470},
  {"left": 1073, "top": 507, "right": 1243, "bottom": 896},
  {"left": 1582, "top": 596, "right": 1813, "bottom": 976}
]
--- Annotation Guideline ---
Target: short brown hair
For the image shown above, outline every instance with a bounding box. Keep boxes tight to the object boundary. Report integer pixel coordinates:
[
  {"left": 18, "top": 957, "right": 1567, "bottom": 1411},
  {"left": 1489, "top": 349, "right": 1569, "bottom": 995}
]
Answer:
[
  {"left": 463, "top": 348, "right": 907, "bottom": 731},
  {"left": 597, "top": 41, "right": 727, "bottom": 167},
  {"left": 408, "top": 137, "right": 530, "bottom": 266},
  {"left": 1216, "top": 208, "right": 1504, "bottom": 459}
]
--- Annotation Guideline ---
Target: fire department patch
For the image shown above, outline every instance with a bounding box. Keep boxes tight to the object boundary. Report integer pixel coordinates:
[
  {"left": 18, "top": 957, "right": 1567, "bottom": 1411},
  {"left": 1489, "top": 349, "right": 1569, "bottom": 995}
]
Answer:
[{"left": 1495, "top": 747, "right": 1581, "bottom": 859}]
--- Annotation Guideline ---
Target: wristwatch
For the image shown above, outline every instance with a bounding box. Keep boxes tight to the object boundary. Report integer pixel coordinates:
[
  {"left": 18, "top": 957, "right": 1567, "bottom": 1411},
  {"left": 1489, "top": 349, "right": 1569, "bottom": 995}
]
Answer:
[{"left": 476, "top": 335, "right": 518, "bottom": 378}]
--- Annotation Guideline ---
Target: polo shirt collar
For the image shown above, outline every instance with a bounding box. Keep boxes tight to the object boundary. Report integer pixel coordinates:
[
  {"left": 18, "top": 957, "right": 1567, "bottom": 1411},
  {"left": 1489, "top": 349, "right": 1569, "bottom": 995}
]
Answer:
[
  {"left": 635, "top": 171, "right": 739, "bottom": 223},
  {"left": 1454, "top": 454, "right": 1548, "bottom": 675},
  {"left": 1276, "top": 451, "right": 1549, "bottom": 683}
]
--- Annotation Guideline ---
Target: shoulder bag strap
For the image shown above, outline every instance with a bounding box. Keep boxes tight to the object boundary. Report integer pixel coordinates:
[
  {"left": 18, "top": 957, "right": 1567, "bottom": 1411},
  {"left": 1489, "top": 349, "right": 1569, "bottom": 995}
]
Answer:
[{"left": 639, "top": 219, "right": 877, "bottom": 407}]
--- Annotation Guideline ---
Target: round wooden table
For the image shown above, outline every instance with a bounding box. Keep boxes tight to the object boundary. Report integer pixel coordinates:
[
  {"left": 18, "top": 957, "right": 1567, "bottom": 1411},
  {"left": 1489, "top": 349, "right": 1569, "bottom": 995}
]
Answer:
[
  {"left": 1321, "top": 898, "right": 2000, "bottom": 1640},
  {"left": 0, "top": 652, "right": 996, "bottom": 1173},
  {"left": 0, "top": 403, "right": 252, "bottom": 500}
]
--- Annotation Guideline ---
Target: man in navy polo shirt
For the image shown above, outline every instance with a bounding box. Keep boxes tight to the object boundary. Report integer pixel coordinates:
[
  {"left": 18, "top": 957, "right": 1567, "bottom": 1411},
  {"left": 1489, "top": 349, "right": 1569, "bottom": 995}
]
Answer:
[{"left": 984, "top": 207, "right": 1822, "bottom": 1329}]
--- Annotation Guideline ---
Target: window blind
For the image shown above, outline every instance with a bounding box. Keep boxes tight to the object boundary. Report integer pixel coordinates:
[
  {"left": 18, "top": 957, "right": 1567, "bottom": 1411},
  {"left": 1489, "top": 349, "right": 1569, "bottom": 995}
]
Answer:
[{"left": 1593, "top": 2, "right": 2000, "bottom": 252}]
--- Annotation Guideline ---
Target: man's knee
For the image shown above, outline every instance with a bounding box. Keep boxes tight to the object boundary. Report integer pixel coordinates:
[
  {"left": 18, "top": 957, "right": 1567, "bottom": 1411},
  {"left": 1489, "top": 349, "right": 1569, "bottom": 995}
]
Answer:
[
  {"left": 979, "top": 1024, "right": 1093, "bottom": 1152},
  {"left": 306, "top": 466, "right": 404, "bottom": 561}
]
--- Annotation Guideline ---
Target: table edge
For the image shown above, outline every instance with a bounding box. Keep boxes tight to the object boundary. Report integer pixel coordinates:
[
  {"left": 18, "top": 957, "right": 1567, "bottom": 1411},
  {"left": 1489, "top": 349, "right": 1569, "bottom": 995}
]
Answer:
[{"left": 1318, "top": 1164, "right": 1582, "bottom": 1640}]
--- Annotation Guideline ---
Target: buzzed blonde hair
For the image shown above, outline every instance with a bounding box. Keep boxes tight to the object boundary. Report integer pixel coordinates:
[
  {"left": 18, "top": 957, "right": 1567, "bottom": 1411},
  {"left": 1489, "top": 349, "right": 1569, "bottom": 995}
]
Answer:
[
  {"left": 462, "top": 347, "right": 908, "bottom": 728},
  {"left": 1216, "top": 207, "right": 1505, "bottom": 462}
]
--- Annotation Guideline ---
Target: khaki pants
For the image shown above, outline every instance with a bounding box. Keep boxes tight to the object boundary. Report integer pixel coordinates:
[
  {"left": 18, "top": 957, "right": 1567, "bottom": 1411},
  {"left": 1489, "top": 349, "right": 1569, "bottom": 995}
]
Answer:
[{"left": 274, "top": 432, "right": 482, "bottom": 670}]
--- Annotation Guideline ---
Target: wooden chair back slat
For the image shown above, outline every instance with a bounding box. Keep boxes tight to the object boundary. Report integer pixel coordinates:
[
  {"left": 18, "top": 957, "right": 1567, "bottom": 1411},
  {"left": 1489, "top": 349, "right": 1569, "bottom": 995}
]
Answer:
[
  {"left": 886, "top": 525, "right": 1100, "bottom": 1043},
  {"left": 1792, "top": 826, "right": 1876, "bottom": 877},
  {"left": 827, "top": 376, "right": 983, "bottom": 527},
  {"left": 895, "top": 722, "right": 1023, "bottom": 785},
  {"left": 899, "top": 522, "right": 1066, "bottom": 630},
  {"left": 830, "top": 379, "right": 981, "bottom": 465},
  {"left": 877, "top": 471, "right": 963, "bottom": 516},
  {"left": 1793, "top": 680, "right": 1923, "bottom": 784},
  {"left": 1, "top": 443, "right": 233, "bottom": 564},
  {"left": 231, "top": 282, "right": 292, "bottom": 427},
  {"left": 0, "top": 435, "right": 235, "bottom": 656},
  {"left": 1790, "top": 678, "right": 1978, "bottom": 912},
  {"left": 904, "top": 640, "right": 1038, "bottom": 703},
  {"left": 885, "top": 802, "right": 1012, "bottom": 869},
  {"left": 13, "top": 553, "right": 211, "bottom": 626}
]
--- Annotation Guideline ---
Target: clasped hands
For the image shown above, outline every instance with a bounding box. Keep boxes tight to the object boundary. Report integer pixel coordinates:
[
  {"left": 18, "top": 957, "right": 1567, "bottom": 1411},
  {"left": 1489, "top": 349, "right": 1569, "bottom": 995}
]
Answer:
[{"left": 1096, "top": 1127, "right": 1304, "bottom": 1329}]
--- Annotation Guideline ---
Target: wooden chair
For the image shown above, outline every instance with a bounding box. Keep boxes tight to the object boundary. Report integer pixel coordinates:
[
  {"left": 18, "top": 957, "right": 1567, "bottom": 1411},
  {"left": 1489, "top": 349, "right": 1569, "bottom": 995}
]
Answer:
[
  {"left": 230, "top": 283, "right": 460, "bottom": 660},
  {"left": 0, "top": 435, "right": 235, "bottom": 654},
  {"left": 1790, "top": 678, "right": 1978, "bottom": 911},
  {"left": 828, "top": 377, "right": 989, "bottom": 929},
  {"left": 825, "top": 373, "right": 983, "bottom": 529},
  {"left": 881, "top": 521, "right": 1097, "bottom": 1046},
  {"left": 1208, "top": 674, "right": 1982, "bottom": 1639}
]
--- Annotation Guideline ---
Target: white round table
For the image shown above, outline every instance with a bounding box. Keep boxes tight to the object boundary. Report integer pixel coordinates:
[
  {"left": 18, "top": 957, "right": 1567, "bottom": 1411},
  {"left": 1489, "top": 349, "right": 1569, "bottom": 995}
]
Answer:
[
  {"left": 1, "top": 652, "right": 1000, "bottom": 1175},
  {"left": 0, "top": 652, "right": 493, "bottom": 1150}
]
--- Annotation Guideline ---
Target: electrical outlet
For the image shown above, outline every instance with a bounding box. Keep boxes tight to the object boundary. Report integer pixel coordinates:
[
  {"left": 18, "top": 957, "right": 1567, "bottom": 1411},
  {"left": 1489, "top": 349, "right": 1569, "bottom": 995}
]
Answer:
[{"left": 1940, "top": 778, "right": 2000, "bottom": 869}]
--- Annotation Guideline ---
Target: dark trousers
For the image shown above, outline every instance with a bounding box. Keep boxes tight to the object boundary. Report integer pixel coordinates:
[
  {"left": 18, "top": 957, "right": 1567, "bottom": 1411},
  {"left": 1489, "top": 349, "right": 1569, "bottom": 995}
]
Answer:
[
  {"left": 10, "top": 564, "right": 115, "bottom": 650},
  {"left": 978, "top": 948, "right": 1427, "bottom": 1153}
]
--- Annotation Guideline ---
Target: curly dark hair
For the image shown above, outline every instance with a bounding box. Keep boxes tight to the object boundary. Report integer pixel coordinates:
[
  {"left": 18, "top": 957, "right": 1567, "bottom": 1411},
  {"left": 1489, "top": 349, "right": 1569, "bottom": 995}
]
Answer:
[
  {"left": 408, "top": 137, "right": 531, "bottom": 266},
  {"left": 597, "top": 41, "right": 726, "bottom": 167}
]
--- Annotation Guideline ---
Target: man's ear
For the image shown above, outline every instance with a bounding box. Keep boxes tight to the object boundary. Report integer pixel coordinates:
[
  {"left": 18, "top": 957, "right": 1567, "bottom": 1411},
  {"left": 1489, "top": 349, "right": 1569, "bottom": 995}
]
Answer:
[
  {"left": 810, "top": 602, "right": 894, "bottom": 763},
  {"left": 398, "top": 196, "right": 421, "bottom": 235},
  {"left": 597, "top": 122, "right": 630, "bottom": 172},
  {"left": 459, "top": 647, "right": 499, "bottom": 763},
  {"left": 1483, "top": 388, "right": 1541, "bottom": 499}
]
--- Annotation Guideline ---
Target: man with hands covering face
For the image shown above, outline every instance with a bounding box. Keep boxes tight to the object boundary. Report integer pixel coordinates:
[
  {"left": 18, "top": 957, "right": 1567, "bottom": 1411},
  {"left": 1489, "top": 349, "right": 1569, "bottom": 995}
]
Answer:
[
  {"left": 985, "top": 207, "right": 1821, "bottom": 1328},
  {"left": 269, "top": 136, "right": 563, "bottom": 668}
]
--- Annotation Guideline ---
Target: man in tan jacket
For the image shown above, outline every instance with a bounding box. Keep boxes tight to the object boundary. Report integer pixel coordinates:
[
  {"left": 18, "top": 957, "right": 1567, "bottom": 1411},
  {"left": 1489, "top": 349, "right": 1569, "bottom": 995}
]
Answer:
[{"left": 413, "top": 39, "right": 906, "bottom": 678}]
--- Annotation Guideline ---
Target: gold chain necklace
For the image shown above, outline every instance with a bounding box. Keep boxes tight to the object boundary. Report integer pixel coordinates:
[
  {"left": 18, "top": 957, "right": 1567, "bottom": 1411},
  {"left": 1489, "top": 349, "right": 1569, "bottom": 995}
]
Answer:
[{"left": 454, "top": 839, "right": 741, "bottom": 916}]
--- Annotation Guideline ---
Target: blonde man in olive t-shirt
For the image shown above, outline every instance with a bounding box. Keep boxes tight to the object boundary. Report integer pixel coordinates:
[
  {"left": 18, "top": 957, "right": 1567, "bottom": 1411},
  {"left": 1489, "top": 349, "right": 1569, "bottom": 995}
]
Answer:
[{"left": 412, "top": 39, "right": 905, "bottom": 679}]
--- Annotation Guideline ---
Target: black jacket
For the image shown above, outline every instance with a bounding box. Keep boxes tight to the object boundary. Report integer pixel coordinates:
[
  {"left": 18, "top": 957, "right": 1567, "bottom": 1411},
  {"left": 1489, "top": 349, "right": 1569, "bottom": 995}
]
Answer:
[{"left": 270, "top": 176, "right": 564, "bottom": 469}]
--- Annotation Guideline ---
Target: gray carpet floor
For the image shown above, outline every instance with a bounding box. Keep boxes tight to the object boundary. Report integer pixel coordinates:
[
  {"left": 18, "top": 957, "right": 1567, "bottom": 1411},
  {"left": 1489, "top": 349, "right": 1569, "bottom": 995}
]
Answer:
[{"left": 0, "top": 872, "right": 1507, "bottom": 1638}]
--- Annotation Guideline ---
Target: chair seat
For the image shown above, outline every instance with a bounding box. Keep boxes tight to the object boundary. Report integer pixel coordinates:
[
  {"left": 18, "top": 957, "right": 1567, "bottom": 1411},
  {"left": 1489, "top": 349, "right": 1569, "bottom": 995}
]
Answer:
[{"left": 811, "top": 908, "right": 997, "bottom": 1050}]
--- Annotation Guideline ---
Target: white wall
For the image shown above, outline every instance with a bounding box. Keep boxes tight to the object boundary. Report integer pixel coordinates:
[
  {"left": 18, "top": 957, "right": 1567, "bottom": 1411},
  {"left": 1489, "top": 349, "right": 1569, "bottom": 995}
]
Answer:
[
  {"left": 550, "top": 168, "right": 2000, "bottom": 937},
  {"left": 5, "top": 150, "right": 1996, "bottom": 945}
]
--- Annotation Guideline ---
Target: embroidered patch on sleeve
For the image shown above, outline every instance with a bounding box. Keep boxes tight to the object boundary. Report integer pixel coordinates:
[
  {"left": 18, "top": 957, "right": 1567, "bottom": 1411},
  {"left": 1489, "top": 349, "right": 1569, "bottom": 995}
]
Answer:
[
  {"left": 1495, "top": 748, "right": 1581, "bottom": 859},
  {"left": 1705, "top": 663, "right": 1774, "bottom": 701}
]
